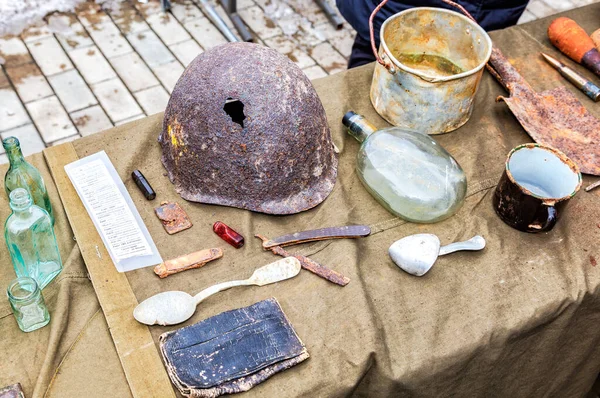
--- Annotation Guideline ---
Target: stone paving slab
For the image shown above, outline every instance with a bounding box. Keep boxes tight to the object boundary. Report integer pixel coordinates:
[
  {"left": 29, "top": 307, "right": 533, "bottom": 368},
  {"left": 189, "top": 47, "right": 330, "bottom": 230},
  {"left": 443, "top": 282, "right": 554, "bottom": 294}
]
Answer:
[
  {"left": 25, "top": 95, "right": 78, "bottom": 143},
  {"left": 0, "top": 0, "right": 597, "bottom": 164}
]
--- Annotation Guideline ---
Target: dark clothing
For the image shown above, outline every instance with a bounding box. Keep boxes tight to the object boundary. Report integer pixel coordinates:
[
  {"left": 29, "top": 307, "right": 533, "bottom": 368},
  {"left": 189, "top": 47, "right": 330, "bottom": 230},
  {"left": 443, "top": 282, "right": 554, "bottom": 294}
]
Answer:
[{"left": 338, "top": 0, "right": 529, "bottom": 68}]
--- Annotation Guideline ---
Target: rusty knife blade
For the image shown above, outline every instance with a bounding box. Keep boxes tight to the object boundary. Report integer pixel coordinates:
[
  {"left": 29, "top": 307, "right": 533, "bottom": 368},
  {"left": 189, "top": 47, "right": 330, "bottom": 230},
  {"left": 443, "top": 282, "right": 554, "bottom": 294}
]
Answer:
[
  {"left": 262, "top": 225, "right": 371, "bottom": 249},
  {"left": 256, "top": 234, "right": 350, "bottom": 286}
]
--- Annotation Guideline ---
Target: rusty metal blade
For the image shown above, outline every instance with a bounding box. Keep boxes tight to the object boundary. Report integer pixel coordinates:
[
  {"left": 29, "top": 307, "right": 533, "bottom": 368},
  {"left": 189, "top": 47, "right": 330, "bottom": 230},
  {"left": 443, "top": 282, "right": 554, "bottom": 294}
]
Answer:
[
  {"left": 262, "top": 225, "right": 371, "bottom": 249},
  {"left": 489, "top": 47, "right": 600, "bottom": 176},
  {"left": 255, "top": 234, "right": 350, "bottom": 286}
]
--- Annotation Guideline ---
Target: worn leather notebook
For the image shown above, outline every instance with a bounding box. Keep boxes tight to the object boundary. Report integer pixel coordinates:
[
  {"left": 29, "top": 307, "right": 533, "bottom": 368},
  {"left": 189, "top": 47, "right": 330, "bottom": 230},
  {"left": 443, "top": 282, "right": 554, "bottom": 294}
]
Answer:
[{"left": 159, "top": 298, "right": 309, "bottom": 397}]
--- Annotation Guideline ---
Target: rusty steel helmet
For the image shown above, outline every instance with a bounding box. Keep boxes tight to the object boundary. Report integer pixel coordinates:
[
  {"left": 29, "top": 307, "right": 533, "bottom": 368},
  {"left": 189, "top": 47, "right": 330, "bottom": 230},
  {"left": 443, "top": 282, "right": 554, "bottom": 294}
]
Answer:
[{"left": 159, "top": 42, "right": 338, "bottom": 215}]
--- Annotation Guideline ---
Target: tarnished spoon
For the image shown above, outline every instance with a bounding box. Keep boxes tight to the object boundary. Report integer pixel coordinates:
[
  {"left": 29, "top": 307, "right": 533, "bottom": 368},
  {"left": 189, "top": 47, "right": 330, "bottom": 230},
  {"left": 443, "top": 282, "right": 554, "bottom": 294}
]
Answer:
[
  {"left": 134, "top": 257, "right": 301, "bottom": 326},
  {"left": 389, "top": 234, "right": 485, "bottom": 276}
]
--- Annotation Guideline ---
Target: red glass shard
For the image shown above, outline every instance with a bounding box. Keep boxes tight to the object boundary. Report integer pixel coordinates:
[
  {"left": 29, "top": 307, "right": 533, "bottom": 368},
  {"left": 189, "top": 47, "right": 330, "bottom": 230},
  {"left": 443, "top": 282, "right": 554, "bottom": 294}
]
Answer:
[{"left": 213, "top": 221, "right": 245, "bottom": 248}]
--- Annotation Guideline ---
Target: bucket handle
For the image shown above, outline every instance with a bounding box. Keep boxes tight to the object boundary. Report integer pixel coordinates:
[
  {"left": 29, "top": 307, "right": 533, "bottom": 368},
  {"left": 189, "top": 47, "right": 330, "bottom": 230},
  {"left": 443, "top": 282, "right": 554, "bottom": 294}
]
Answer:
[{"left": 369, "top": 0, "right": 477, "bottom": 73}]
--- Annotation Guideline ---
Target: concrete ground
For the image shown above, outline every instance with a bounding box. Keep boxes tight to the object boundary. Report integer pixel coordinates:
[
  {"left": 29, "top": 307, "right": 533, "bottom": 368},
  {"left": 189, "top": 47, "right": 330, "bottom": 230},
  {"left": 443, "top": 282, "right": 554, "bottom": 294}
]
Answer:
[{"left": 0, "top": 0, "right": 598, "bottom": 163}]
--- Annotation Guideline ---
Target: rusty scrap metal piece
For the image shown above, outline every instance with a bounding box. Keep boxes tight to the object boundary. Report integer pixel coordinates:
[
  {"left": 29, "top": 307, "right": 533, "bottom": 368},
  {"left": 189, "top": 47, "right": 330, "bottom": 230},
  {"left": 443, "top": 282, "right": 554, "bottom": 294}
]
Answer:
[
  {"left": 488, "top": 47, "right": 600, "bottom": 176},
  {"left": 255, "top": 234, "right": 350, "bottom": 286},
  {"left": 437, "top": 0, "right": 600, "bottom": 176},
  {"left": 155, "top": 201, "right": 193, "bottom": 234},
  {"left": 585, "top": 179, "right": 600, "bottom": 192},
  {"left": 154, "top": 248, "right": 223, "bottom": 278},
  {"left": 0, "top": 383, "right": 24, "bottom": 398},
  {"left": 159, "top": 42, "right": 338, "bottom": 215},
  {"left": 262, "top": 225, "right": 371, "bottom": 249}
]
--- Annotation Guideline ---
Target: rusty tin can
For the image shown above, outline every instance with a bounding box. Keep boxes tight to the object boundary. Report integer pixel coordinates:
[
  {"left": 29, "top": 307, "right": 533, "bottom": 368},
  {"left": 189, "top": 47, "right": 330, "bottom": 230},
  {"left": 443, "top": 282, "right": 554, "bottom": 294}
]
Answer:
[
  {"left": 493, "top": 144, "right": 581, "bottom": 233},
  {"left": 369, "top": 7, "right": 492, "bottom": 134}
]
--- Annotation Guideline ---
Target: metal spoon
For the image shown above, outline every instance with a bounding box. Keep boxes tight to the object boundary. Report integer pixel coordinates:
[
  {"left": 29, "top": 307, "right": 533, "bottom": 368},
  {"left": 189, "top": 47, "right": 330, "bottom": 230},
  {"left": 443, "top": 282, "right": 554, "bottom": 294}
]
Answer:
[
  {"left": 133, "top": 257, "right": 301, "bottom": 326},
  {"left": 389, "top": 234, "right": 485, "bottom": 276}
]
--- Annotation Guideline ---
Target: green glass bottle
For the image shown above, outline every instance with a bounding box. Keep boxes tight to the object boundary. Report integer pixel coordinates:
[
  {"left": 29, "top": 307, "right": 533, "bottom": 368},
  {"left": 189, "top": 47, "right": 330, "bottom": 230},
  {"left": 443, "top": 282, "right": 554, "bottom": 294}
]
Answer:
[
  {"left": 342, "top": 111, "right": 467, "bottom": 223},
  {"left": 5, "top": 188, "right": 63, "bottom": 289},
  {"left": 3, "top": 137, "right": 54, "bottom": 225}
]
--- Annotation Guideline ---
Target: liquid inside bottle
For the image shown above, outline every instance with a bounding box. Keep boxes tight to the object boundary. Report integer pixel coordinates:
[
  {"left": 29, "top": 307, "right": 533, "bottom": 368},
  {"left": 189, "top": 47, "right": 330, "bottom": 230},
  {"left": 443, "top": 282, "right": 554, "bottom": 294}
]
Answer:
[
  {"left": 5, "top": 188, "right": 63, "bottom": 289},
  {"left": 3, "top": 137, "right": 54, "bottom": 226},
  {"left": 343, "top": 111, "right": 467, "bottom": 223}
]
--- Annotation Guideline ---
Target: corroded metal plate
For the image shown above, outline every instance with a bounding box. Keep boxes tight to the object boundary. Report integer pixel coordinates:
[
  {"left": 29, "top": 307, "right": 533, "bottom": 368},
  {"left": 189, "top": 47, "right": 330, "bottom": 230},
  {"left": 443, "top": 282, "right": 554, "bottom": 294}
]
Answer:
[
  {"left": 154, "top": 201, "right": 192, "bottom": 235},
  {"left": 490, "top": 47, "right": 600, "bottom": 176}
]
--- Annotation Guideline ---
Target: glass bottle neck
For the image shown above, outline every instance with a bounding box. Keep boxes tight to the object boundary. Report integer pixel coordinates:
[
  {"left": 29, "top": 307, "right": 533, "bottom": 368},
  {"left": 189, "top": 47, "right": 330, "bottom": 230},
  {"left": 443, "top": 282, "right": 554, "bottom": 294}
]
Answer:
[
  {"left": 342, "top": 112, "right": 377, "bottom": 143},
  {"left": 3, "top": 138, "right": 25, "bottom": 166},
  {"left": 9, "top": 189, "right": 34, "bottom": 214}
]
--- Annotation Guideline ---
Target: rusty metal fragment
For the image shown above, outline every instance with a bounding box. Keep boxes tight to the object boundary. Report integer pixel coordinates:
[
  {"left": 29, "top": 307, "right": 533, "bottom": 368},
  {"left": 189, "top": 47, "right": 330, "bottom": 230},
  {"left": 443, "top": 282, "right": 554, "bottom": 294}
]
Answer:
[
  {"left": 0, "top": 383, "right": 24, "bottom": 398},
  {"left": 154, "top": 201, "right": 192, "bottom": 234},
  {"left": 488, "top": 47, "right": 600, "bottom": 176},
  {"left": 154, "top": 248, "right": 223, "bottom": 278},
  {"left": 262, "top": 225, "right": 371, "bottom": 249},
  {"left": 159, "top": 42, "right": 338, "bottom": 215},
  {"left": 585, "top": 179, "right": 600, "bottom": 192},
  {"left": 255, "top": 234, "right": 350, "bottom": 286}
]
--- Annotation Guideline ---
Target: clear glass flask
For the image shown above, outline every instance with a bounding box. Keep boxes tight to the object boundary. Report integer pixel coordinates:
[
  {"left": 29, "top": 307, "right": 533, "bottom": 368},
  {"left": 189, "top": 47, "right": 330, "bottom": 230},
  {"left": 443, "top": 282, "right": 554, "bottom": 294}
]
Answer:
[
  {"left": 3, "top": 136, "right": 54, "bottom": 225},
  {"left": 5, "top": 188, "right": 63, "bottom": 289},
  {"left": 342, "top": 111, "right": 467, "bottom": 223},
  {"left": 7, "top": 276, "right": 50, "bottom": 332}
]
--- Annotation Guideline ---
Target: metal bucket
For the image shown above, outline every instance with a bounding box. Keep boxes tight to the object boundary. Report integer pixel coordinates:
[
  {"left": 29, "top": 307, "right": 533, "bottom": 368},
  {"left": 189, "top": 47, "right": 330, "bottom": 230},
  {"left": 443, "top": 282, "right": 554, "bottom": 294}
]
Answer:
[{"left": 369, "top": 6, "right": 492, "bottom": 134}]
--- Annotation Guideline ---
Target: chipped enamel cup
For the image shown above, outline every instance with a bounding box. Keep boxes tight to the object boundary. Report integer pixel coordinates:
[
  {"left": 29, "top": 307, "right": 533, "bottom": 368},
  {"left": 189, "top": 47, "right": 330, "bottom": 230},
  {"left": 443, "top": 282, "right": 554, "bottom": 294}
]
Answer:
[
  {"left": 369, "top": 6, "right": 492, "bottom": 134},
  {"left": 493, "top": 144, "right": 582, "bottom": 233}
]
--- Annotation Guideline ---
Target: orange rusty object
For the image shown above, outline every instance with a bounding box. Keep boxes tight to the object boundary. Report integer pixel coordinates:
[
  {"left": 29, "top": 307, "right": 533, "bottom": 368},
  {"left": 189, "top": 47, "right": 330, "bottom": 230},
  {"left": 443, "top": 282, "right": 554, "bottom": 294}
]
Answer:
[
  {"left": 548, "top": 17, "right": 600, "bottom": 78},
  {"left": 154, "top": 248, "right": 223, "bottom": 278},
  {"left": 437, "top": 0, "right": 600, "bottom": 176},
  {"left": 154, "top": 201, "right": 193, "bottom": 234},
  {"left": 487, "top": 47, "right": 600, "bottom": 176},
  {"left": 255, "top": 234, "right": 350, "bottom": 287}
]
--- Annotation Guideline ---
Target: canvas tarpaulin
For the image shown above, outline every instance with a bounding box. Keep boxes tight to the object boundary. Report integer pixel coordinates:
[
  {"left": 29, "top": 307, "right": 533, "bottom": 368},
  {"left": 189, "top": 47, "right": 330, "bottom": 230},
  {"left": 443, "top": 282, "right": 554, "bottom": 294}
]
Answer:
[{"left": 1, "top": 5, "right": 600, "bottom": 397}]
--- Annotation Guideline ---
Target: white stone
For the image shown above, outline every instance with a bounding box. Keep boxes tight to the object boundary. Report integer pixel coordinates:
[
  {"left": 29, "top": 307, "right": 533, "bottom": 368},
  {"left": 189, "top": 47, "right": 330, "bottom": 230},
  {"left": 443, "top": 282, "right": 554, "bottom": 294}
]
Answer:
[
  {"left": 70, "top": 105, "right": 114, "bottom": 136},
  {"left": 264, "top": 36, "right": 315, "bottom": 68},
  {"left": 126, "top": 30, "right": 175, "bottom": 68},
  {"left": 238, "top": 6, "right": 282, "bottom": 40},
  {"left": 69, "top": 45, "right": 117, "bottom": 84},
  {"left": 170, "top": 1, "right": 204, "bottom": 23},
  {"left": 169, "top": 40, "right": 203, "bottom": 67},
  {"left": 87, "top": 21, "right": 133, "bottom": 58},
  {"left": 302, "top": 64, "right": 327, "bottom": 80},
  {"left": 48, "top": 70, "right": 97, "bottom": 112},
  {"left": 0, "top": 37, "right": 31, "bottom": 66},
  {"left": 309, "top": 41, "right": 346, "bottom": 75},
  {"left": 27, "top": 36, "right": 73, "bottom": 76},
  {"left": 184, "top": 18, "right": 228, "bottom": 50},
  {"left": 0, "top": 124, "right": 46, "bottom": 156},
  {"left": 152, "top": 60, "right": 184, "bottom": 93},
  {"left": 25, "top": 96, "right": 78, "bottom": 143},
  {"left": 21, "top": 24, "right": 52, "bottom": 43},
  {"left": 0, "top": 89, "right": 30, "bottom": 131},
  {"left": 50, "top": 135, "right": 81, "bottom": 146},
  {"left": 134, "top": 85, "right": 170, "bottom": 115},
  {"left": 6, "top": 64, "right": 53, "bottom": 103},
  {"left": 110, "top": 52, "right": 159, "bottom": 92},
  {"left": 92, "top": 78, "right": 143, "bottom": 122},
  {"left": 147, "top": 12, "right": 191, "bottom": 45},
  {"left": 55, "top": 20, "right": 95, "bottom": 51},
  {"left": 115, "top": 114, "right": 145, "bottom": 126}
]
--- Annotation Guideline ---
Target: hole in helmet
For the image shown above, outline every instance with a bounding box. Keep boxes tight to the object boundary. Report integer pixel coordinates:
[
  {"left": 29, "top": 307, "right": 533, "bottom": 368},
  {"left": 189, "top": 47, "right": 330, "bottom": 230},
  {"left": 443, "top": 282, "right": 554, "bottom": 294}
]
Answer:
[{"left": 224, "top": 98, "right": 246, "bottom": 128}]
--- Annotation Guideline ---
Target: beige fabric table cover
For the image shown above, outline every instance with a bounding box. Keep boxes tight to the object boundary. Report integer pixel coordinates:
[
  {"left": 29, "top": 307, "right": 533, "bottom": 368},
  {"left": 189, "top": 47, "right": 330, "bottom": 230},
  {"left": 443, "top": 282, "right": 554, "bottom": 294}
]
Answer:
[{"left": 2, "top": 6, "right": 600, "bottom": 397}]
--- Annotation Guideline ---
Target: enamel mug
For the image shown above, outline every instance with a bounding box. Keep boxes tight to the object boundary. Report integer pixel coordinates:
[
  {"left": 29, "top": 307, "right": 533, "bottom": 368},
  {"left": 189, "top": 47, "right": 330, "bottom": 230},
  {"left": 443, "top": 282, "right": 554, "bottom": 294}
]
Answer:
[{"left": 493, "top": 144, "right": 582, "bottom": 233}]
